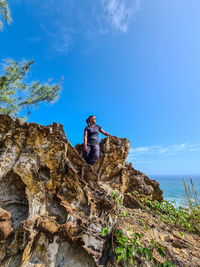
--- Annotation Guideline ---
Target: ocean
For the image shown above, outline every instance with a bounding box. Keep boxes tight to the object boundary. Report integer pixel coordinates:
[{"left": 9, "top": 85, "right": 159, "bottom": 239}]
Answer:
[{"left": 148, "top": 174, "right": 200, "bottom": 207}]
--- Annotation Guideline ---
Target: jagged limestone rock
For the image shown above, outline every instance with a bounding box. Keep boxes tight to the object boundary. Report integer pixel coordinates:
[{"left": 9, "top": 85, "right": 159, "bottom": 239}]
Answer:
[
  {"left": 0, "top": 114, "right": 200, "bottom": 267},
  {"left": 75, "top": 139, "right": 163, "bottom": 202}
]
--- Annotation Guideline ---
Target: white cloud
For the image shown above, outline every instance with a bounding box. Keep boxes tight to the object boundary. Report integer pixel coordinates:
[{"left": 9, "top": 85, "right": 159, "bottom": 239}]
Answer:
[
  {"left": 128, "top": 142, "right": 200, "bottom": 175},
  {"left": 51, "top": 29, "right": 72, "bottom": 55},
  {"left": 133, "top": 146, "right": 149, "bottom": 152},
  {"left": 128, "top": 142, "right": 200, "bottom": 158},
  {"left": 21, "top": 0, "right": 141, "bottom": 55},
  {"left": 39, "top": 24, "right": 73, "bottom": 56},
  {"left": 101, "top": 0, "right": 140, "bottom": 33}
]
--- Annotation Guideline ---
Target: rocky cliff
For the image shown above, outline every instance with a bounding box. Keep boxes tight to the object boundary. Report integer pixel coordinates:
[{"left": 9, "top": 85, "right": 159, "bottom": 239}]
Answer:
[{"left": 0, "top": 114, "right": 200, "bottom": 267}]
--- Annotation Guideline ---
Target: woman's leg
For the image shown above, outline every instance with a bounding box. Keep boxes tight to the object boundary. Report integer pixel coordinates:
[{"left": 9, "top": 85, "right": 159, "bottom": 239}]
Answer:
[
  {"left": 88, "top": 145, "right": 100, "bottom": 165},
  {"left": 85, "top": 144, "right": 91, "bottom": 164}
]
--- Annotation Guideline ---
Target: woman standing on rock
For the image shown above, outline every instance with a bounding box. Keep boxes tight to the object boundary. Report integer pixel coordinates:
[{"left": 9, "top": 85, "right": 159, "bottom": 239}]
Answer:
[{"left": 84, "top": 115, "right": 112, "bottom": 166}]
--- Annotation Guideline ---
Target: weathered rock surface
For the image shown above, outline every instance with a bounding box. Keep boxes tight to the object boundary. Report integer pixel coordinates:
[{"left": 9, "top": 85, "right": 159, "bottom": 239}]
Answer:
[{"left": 0, "top": 114, "right": 199, "bottom": 267}]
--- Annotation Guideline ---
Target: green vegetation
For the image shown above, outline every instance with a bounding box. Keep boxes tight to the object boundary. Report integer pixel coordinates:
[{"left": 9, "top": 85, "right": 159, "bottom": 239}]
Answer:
[
  {"left": 0, "top": 2, "right": 63, "bottom": 121},
  {"left": 0, "top": 0, "right": 11, "bottom": 30},
  {"left": 114, "top": 229, "right": 174, "bottom": 266},
  {"left": 109, "top": 190, "right": 175, "bottom": 266},
  {"left": 102, "top": 226, "right": 109, "bottom": 237},
  {"left": 112, "top": 191, "right": 120, "bottom": 203},
  {"left": 107, "top": 183, "right": 199, "bottom": 265},
  {"left": 130, "top": 190, "right": 200, "bottom": 234},
  {"left": 112, "top": 179, "right": 199, "bottom": 265},
  {"left": 183, "top": 177, "right": 199, "bottom": 207},
  {"left": 0, "top": 59, "right": 63, "bottom": 121}
]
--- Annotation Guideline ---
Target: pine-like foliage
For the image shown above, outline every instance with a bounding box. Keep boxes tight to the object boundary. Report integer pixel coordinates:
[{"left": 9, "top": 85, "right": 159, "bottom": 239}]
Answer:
[
  {"left": 0, "top": 59, "right": 63, "bottom": 121},
  {"left": 0, "top": 0, "right": 12, "bottom": 30}
]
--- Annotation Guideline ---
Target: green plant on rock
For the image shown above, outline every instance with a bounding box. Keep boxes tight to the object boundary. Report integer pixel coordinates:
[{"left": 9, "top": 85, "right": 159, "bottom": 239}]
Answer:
[
  {"left": 128, "top": 190, "right": 200, "bottom": 234},
  {"left": 114, "top": 229, "right": 144, "bottom": 264},
  {"left": 102, "top": 226, "right": 109, "bottom": 237},
  {"left": 114, "top": 228, "right": 174, "bottom": 266},
  {"left": 150, "top": 239, "right": 166, "bottom": 257},
  {"left": 112, "top": 191, "right": 119, "bottom": 204},
  {"left": 156, "top": 260, "right": 175, "bottom": 267}
]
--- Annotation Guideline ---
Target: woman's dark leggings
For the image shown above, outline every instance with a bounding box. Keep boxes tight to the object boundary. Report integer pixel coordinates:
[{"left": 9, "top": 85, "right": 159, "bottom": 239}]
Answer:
[{"left": 85, "top": 144, "right": 100, "bottom": 165}]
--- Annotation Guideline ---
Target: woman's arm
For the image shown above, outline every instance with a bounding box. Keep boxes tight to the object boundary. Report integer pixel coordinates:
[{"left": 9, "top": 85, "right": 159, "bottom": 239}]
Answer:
[
  {"left": 84, "top": 130, "right": 88, "bottom": 152},
  {"left": 99, "top": 128, "right": 111, "bottom": 136}
]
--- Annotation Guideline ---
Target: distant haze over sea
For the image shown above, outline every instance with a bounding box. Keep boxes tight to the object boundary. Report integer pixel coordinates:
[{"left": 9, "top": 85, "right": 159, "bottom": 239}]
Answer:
[{"left": 148, "top": 174, "right": 200, "bottom": 207}]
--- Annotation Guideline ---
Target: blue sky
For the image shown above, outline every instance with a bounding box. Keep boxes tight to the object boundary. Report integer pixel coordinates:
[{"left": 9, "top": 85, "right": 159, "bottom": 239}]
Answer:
[{"left": 1, "top": 0, "right": 200, "bottom": 175}]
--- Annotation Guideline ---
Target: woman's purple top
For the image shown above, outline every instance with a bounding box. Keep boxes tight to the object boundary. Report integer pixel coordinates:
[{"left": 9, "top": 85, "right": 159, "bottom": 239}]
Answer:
[{"left": 84, "top": 124, "right": 102, "bottom": 145}]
